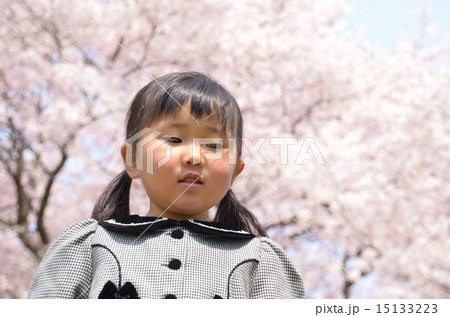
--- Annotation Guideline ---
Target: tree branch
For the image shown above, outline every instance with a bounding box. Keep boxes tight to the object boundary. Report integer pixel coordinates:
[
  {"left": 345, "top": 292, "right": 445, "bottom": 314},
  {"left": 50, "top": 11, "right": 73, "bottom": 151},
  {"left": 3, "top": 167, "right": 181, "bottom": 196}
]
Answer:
[
  {"left": 36, "top": 147, "right": 69, "bottom": 245},
  {"left": 108, "top": 36, "right": 125, "bottom": 63}
]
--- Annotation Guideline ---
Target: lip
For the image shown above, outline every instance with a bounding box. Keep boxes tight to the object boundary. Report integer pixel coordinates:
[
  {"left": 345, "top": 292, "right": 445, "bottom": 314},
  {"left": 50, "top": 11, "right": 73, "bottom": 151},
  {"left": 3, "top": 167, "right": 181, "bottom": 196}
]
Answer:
[{"left": 178, "top": 172, "right": 203, "bottom": 187}]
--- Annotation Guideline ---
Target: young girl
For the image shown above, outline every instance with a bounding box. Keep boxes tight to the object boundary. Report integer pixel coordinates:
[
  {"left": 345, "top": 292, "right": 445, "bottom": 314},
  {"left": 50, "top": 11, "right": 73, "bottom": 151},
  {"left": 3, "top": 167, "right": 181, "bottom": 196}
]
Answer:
[{"left": 28, "top": 72, "right": 305, "bottom": 299}]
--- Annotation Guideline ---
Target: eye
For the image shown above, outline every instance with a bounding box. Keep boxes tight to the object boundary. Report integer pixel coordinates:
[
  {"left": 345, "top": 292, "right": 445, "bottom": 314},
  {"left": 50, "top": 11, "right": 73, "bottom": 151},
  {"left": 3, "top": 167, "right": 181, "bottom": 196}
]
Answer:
[
  {"left": 206, "top": 143, "right": 222, "bottom": 149},
  {"left": 164, "top": 136, "right": 182, "bottom": 144}
]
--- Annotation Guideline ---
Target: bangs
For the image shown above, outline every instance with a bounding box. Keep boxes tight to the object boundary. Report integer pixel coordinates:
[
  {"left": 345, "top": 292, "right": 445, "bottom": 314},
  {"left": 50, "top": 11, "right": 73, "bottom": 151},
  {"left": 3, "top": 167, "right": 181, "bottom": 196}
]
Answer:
[{"left": 133, "top": 72, "right": 240, "bottom": 138}]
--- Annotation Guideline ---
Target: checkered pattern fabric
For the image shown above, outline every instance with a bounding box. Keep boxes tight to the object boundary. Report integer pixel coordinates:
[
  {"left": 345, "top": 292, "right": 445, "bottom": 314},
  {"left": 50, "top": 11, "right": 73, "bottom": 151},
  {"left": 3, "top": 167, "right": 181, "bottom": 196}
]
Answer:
[{"left": 28, "top": 216, "right": 305, "bottom": 299}]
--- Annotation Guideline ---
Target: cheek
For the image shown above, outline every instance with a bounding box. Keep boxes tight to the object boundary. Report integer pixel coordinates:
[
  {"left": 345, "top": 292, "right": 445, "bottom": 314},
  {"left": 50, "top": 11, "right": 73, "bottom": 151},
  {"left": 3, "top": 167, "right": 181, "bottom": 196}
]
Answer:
[
  {"left": 138, "top": 143, "right": 175, "bottom": 176},
  {"left": 209, "top": 161, "right": 236, "bottom": 184},
  {"left": 147, "top": 143, "right": 172, "bottom": 167},
  {"left": 139, "top": 145, "right": 176, "bottom": 186}
]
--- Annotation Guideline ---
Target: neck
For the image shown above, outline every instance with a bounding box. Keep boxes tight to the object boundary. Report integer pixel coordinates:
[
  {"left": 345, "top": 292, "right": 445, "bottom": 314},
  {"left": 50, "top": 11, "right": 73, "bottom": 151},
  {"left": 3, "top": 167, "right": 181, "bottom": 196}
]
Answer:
[{"left": 145, "top": 210, "right": 212, "bottom": 222}]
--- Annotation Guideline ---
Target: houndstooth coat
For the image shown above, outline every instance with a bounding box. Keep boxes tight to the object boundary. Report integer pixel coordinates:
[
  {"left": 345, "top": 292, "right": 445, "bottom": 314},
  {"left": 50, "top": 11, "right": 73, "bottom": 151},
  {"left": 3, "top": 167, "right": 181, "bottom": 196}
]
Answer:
[{"left": 28, "top": 215, "right": 305, "bottom": 299}]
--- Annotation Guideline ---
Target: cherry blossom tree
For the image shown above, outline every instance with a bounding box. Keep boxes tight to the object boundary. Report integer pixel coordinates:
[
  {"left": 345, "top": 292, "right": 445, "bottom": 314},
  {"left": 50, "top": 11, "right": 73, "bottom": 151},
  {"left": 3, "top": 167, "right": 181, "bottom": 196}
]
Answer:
[
  {"left": 1, "top": 0, "right": 449, "bottom": 298},
  {"left": 0, "top": 0, "right": 225, "bottom": 297}
]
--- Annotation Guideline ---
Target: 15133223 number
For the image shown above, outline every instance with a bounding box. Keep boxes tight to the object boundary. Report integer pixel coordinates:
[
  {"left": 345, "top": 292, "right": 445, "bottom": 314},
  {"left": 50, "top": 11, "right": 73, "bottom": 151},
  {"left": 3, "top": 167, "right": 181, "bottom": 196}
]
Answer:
[{"left": 377, "top": 304, "right": 438, "bottom": 314}]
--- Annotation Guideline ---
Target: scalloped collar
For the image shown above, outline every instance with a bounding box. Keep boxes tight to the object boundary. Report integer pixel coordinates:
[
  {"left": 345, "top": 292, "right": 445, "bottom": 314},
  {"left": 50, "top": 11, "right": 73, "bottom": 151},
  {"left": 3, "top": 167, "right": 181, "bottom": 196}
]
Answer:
[{"left": 99, "top": 215, "right": 255, "bottom": 239}]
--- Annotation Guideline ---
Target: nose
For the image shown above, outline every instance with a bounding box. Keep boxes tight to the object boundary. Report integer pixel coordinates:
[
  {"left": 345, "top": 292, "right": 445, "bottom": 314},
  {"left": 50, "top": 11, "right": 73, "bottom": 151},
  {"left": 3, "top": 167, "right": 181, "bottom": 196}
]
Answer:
[{"left": 181, "top": 142, "right": 204, "bottom": 167}]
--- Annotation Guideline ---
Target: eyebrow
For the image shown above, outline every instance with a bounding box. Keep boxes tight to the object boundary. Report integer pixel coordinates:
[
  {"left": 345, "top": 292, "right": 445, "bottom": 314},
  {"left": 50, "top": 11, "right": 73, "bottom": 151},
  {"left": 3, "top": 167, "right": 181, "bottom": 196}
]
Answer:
[{"left": 166, "top": 122, "right": 223, "bottom": 134}]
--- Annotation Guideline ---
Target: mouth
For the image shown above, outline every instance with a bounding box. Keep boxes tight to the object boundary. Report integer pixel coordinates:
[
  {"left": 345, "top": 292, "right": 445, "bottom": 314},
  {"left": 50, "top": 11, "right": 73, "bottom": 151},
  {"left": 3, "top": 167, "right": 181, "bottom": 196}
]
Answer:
[{"left": 178, "top": 173, "right": 203, "bottom": 185}]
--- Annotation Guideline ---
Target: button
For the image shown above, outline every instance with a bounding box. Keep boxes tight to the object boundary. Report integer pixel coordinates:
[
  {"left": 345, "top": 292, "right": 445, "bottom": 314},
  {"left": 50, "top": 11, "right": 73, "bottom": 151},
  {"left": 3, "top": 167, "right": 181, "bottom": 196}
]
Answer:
[
  {"left": 165, "top": 294, "right": 177, "bottom": 299},
  {"left": 171, "top": 230, "right": 184, "bottom": 239},
  {"left": 168, "top": 259, "right": 182, "bottom": 270}
]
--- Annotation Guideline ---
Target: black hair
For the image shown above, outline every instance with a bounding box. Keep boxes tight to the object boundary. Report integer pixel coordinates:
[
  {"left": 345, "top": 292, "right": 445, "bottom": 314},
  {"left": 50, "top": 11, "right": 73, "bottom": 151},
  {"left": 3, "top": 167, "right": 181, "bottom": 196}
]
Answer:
[{"left": 92, "top": 72, "right": 267, "bottom": 236}]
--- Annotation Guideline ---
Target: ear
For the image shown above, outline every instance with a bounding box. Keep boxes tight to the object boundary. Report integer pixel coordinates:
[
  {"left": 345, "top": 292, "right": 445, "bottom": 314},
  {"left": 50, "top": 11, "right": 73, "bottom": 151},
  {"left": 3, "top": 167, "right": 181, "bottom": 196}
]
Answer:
[
  {"left": 121, "top": 143, "right": 140, "bottom": 179},
  {"left": 230, "top": 159, "right": 245, "bottom": 185}
]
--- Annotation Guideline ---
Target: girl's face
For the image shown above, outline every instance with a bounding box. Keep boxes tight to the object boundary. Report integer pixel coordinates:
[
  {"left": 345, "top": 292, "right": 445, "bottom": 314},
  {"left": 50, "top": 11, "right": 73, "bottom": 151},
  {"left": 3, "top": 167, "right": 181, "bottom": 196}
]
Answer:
[{"left": 122, "top": 106, "right": 244, "bottom": 221}]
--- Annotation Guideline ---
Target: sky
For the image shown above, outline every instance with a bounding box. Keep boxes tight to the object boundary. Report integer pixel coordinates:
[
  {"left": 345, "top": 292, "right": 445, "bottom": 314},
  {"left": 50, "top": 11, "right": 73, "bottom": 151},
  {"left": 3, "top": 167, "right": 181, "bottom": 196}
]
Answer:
[{"left": 344, "top": 0, "right": 449, "bottom": 52}]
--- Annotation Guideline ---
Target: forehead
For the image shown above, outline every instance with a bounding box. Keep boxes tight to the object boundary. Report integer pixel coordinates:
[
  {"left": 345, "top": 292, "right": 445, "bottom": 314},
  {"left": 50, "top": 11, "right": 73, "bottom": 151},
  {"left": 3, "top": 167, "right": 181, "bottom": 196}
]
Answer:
[{"left": 154, "top": 109, "right": 224, "bottom": 134}]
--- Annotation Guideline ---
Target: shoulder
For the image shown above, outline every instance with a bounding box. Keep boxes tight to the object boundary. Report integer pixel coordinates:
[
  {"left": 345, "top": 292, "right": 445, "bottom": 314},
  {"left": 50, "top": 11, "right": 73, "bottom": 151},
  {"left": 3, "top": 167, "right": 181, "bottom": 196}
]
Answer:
[
  {"left": 62, "top": 218, "right": 99, "bottom": 233},
  {"left": 258, "top": 236, "right": 285, "bottom": 248},
  {"left": 256, "top": 236, "right": 300, "bottom": 270},
  {"left": 28, "top": 219, "right": 99, "bottom": 298},
  {"left": 43, "top": 218, "right": 99, "bottom": 255},
  {"left": 253, "top": 236, "right": 305, "bottom": 298},
  {"left": 54, "top": 218, "right": 99, "bottom": 242}
]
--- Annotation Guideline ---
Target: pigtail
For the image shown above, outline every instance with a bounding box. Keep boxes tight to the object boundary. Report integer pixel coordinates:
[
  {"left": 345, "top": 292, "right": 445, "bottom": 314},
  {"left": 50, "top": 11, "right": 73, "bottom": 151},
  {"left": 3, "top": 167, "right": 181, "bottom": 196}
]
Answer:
[
  {"left": 215, "top": 190, "right": 267, "bottom": 237},
  {"left": 92, "top": 170, "right": 132, "bottom": 221}
]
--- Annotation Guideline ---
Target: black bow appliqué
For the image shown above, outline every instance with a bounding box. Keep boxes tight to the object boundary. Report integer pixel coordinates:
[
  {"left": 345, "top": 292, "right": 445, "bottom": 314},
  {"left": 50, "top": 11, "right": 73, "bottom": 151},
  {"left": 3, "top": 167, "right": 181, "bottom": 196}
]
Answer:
[{"left": 98, "top": 280, "right": 140, "bottom": 299}]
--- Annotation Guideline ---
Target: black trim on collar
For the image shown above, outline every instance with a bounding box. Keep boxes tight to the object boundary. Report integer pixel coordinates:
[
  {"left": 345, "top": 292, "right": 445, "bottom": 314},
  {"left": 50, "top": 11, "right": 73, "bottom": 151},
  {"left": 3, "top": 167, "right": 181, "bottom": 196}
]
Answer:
[{"left": 99, "top": 215, "right": 255, "bottom": 239}]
